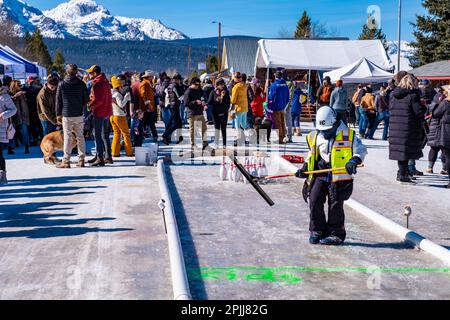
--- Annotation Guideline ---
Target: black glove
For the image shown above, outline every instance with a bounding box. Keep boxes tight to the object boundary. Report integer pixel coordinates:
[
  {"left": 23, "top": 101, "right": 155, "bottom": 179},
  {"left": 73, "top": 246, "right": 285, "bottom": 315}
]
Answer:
[
  {"left": 295, "top": 163, "right": 309, "bottom": 179},
  {"left": 345, "top": 156, "right": 362, "bottom": 175}
]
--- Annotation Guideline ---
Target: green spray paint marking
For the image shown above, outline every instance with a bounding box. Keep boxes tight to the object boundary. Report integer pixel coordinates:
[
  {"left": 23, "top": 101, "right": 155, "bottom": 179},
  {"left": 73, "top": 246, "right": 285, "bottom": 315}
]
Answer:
[{"left": 188, "top": 266, "right": 450, "bottom": 285}]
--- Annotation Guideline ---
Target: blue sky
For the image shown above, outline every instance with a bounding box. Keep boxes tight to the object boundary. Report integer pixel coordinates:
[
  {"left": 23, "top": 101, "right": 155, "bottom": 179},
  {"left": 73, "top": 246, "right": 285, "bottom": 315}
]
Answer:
[{"left": 26, "top": 0, "right": 426, "bottom": 41}]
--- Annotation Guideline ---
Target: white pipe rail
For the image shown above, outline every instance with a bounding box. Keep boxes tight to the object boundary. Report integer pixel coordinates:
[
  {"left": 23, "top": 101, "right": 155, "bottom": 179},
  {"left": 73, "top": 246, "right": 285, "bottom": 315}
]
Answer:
[
  {"left": 157, "top": 160, "right": 192, "bottom": 300},
  {"left": 346, "top": 199, "right": 450, "bottom": 266},
  {"left": 273, "top": 155, "right": 450, "bottom": 266}
]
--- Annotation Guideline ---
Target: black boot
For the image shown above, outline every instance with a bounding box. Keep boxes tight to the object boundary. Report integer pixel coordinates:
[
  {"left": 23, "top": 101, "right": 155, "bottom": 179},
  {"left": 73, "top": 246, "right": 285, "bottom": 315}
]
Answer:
[
  {"left": 399, "top": 175, "right": 416, "bottom": 184},
  {"left": 24, "top": 145, "right": 30, "bottom": 154},
  {"left": 309, "top": 232, "right": 324, "bottom": 245},
  {"left": 88, "top": 156, "right": 98, "bottom": 164},
  {"left": 7, "top": 146, "right": 14, "bottom": 155},
  {"left": 90, "top": 157, "right": 105, "bottom": 167},
  {"left": 320, "top": 236, "right": 344, "bottom": 246}
]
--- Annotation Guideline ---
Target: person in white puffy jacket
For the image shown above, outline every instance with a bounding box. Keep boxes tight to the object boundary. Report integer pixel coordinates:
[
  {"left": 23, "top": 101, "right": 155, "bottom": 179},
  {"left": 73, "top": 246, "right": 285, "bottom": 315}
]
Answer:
[
  {"left": 110, "top": 76, "right": 133, "bottom": 157},
  {"left": 0, "top": 79, "right": 17, "bottom": 185}
]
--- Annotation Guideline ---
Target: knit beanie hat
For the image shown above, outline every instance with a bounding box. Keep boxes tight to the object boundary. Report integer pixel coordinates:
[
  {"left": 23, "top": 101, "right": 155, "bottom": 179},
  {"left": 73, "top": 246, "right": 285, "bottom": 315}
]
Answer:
[{"left": 111, "top": 76, "right": 123, "bottom": 89}]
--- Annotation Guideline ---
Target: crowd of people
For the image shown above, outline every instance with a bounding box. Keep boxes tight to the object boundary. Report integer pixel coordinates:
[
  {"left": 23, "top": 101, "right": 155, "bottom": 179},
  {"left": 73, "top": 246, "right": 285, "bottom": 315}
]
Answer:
[{"left": 0, "top": 64, "right": 449, "bottom": 187}]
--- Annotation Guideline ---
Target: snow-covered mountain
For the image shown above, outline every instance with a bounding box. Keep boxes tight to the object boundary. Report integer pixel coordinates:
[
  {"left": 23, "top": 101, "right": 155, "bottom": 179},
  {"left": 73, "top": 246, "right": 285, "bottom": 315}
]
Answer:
[
  {"left": 387, "top": 41, "right": 415, "bottom": 71},
  {"left": 387, "top": 41, "right": 415, "bottom": 59},
  {"left": 0, "top": 0, "right": 188, "bottom": 40}
]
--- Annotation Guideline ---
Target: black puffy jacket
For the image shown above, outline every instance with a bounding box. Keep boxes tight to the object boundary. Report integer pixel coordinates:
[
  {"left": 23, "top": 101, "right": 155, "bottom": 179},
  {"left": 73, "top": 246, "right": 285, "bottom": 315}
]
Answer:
[
  {"left": 427, "top": 103, "right": 441, "bottom": 148},
  {"left": 433, "top": 100, "right": 450, "bottom": 149},
  {"left": 389, "top": 87, "right": 427, "bottom": 161},
  {"left": 183, "top": 87, "right": 204, "bottom": 117},
  {"left": 56, "top": 76, "right": 89, "bottom": 118}
]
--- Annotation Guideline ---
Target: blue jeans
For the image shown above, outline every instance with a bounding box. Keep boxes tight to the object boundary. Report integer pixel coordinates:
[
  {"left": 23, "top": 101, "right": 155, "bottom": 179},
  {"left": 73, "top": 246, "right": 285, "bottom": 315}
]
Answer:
[
  {"left": 179, "top": 103, "right": 188, "bottom": 125},
  {"left": 358, "top": 108, "right": 368, "bottom": 136},
  {"left": 369, "top": 112, "right": 390, "bottom": 140},
  {"left": 162, "top": 107, "right": 172, "bottom": 129},
  {"left": 292, "top": 112, "right": 301, "bottom": 128},
  {"left": 93, "top": 116, "right": 112, "bottom": 159},
  {"left": 21, "top": 123, "right": 30, "bottom": 146},
  {"left": 41, "top": 120, "right": 56, "bottom": 137},
  {"left": 235, "top": 112, "right": 248, "bottom": 130},
  {"left": 206, "top": 105, "right": 214, "bottom": 122},
  {"left": 235, "top": 112, "right": 248, "bottom": 141}
]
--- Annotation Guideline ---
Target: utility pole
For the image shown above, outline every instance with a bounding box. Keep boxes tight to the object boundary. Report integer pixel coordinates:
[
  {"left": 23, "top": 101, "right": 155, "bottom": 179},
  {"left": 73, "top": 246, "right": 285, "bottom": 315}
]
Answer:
[
  {"left": 213, "top": 21, "right": 222, "bottom": 72},
  {"left": 397, "top": 0, "right": 402, "bottom": 73},
  {"left": 218, "top": 22, "right": 222, "bottom": 72},
  {"left": 187, "top": 45, "right": 191, "bottom": 79}
]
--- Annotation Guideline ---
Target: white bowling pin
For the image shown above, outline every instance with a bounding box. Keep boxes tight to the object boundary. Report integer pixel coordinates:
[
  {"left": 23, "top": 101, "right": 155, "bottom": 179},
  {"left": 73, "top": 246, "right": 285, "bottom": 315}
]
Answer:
[
  {"left": 219, "top": 160, "right": 228, "bottom": 181},
  {"left": 244, "top": 158, "right": 250, "bottom": 184},
  {"left": 232, "top": 163, "right": 239, "bottom": 182},
  {"left": 234, "top": 166, "right": 242, "bottom": 183},
  {"left": 252, "top": 158, "right": 258, "bottom": 176},
  {"left": 257, "top": 159, "right": 263, "bottom": 178},
  {"left": 261, "top": 158, "right": 268, "bottom": 177},
  {"left": 228, "top": 162, "right": 234, "bottom": 181}
]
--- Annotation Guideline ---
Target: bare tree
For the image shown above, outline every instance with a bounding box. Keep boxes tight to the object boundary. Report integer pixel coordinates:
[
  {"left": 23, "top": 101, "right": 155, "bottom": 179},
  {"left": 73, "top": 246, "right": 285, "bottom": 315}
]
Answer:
[
  {"left": 277, "top": 28, "right": 294, "bottom": 39},
  {"left": 0, "top": 18, "right": 17, "bottom": 46}
]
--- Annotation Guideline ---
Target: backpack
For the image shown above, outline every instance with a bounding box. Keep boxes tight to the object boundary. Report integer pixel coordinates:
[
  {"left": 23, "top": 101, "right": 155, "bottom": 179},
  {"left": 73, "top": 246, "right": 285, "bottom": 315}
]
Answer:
[{"left": 320, "top": 85, "right": 331, "bottom": 103}]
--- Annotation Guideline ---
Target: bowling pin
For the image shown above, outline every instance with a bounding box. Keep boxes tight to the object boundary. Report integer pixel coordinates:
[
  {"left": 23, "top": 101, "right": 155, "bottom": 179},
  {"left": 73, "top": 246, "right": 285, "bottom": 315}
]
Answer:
[
  {"left": 228, "top": 162, "right": 234, "bottom": 181},
  {"left": 256, "top": 158, "right": 262, "bottom": 178},
  {"left": 243, "top": 158, "right": 249, "bottom": 184},
  {"left": 252, "top": 157, "right": 258, "bottom": 176},
  {"left": 232, "top": 162, "right": 239, "bottom": 182},
  {"left": 261, "top": 158, "right": 268, "bottom": 177},
  {"left": 219, "top": 159, "right": 228, "bottom": 181}
]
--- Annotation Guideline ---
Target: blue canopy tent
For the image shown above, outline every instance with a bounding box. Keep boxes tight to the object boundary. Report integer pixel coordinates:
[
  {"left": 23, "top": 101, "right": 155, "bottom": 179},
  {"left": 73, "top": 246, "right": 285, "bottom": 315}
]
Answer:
[
  {"left": 0, "top": 46, "right": 38, "bottom": 74},
  {"left": 0, "top": 55, "right": 27, "bottom": 78}
]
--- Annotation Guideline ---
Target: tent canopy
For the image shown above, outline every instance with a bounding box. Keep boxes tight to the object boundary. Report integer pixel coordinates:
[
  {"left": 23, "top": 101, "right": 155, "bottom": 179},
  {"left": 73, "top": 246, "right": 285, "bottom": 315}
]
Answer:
[
  {"left": 0, "top": 55, "right": 26, "bottom": 77},
  {"left": 255, "top": 39, "right": 393, "bottom": 73},
  {"left": 0, "top": 45, "right": 38, "bottom": 74},
  {"left": 323, "top": 58, "right": 394, "bottom": 84}
]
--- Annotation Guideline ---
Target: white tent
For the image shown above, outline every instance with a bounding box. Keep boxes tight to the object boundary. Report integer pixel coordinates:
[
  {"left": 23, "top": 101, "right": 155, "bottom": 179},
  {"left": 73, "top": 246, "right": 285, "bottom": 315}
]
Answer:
[
  {"left": 255, "top": 39, "right": 393, "bottom": 72},
  {"left": 323, "top": 58, "right": 395, "bottom": 83},
  {"left": 0, "top": 55, "right": 26, "bottom": 78}
]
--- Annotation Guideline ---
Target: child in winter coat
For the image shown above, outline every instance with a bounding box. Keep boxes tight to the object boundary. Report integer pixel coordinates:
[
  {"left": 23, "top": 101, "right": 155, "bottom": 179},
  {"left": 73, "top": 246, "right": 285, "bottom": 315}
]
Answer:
[{"left": 132, "top": 109, "right": 145, "bottom": 147}]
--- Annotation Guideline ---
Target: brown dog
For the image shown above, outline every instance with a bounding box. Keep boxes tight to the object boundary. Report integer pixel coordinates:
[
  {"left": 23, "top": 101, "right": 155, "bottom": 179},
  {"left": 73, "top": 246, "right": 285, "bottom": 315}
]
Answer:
[{"left": 40, "top": 131, "right": 77, "bottom": 164}]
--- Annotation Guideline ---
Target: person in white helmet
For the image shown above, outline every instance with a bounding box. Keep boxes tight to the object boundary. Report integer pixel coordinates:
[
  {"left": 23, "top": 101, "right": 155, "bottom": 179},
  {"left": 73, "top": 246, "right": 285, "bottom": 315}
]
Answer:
[{"left": 296, "top": 106, "right": 367, "bottom": 245}]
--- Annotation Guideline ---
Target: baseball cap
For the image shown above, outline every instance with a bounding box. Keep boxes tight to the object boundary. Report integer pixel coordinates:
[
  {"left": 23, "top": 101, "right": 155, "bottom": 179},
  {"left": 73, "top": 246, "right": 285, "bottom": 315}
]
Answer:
[
  {"left": 86, "top": 65, "right": 101, "bottom": 74},
  {"left": 27, "top": 75, "right": 37, "bottom": 83}
]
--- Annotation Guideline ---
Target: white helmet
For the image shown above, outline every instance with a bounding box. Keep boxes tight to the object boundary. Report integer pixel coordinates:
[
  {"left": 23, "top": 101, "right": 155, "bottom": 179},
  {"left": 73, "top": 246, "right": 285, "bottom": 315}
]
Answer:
[{"left": 316, "top": 106, "right": 337, "bottom": 130}]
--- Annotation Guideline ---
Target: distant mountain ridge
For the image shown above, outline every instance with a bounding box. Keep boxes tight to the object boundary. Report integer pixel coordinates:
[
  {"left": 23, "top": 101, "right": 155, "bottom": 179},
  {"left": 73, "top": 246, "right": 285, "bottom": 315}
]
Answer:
[{"left": 0, "top": 0, "right": 188, "bottom": 40}]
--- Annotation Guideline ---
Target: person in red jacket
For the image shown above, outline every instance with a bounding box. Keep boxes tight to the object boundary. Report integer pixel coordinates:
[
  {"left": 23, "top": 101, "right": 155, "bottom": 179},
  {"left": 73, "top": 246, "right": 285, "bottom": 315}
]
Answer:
[
  {"left": 250, "top": 78, "right": 265, "bottom": 119},
  {"left": 86, "top": 65, "right": 113, "bottom": 167}
]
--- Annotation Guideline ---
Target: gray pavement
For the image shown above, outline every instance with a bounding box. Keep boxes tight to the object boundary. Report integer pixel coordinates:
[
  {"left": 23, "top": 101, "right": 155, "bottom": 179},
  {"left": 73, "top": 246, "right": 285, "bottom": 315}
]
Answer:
[{"left": 0, "top": 145, "right": 171, "bottom": 300}]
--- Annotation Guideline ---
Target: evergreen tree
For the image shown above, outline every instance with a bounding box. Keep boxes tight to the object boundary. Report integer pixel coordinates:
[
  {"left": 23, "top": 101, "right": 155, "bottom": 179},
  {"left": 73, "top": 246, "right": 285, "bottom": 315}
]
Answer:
[
  {"left": 206, "top": 55, "right": 218, "bottom": 73},
  {"left": 27, "top": 29, "right": 53, "bottom": 70},
  {"left": 51, "top": 49, "right": 65, "bottom": 77},
  {"left": 294, "top": 11, "right": 312, "bottom": 39},
  {"left": 190, "top": 70, "right": 199, "bottom": 80},
  {"left": 358, "top": 22, "right": 388, "bottom": 50},
  {"left": 410, "top": 0, "right": 450, "bottom": 67}
]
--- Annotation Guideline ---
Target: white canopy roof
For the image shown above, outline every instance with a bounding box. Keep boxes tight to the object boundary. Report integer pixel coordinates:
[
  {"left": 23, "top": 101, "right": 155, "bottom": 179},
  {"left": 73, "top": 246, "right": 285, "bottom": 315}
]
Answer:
[
  {"left": 323, "top": 58, "right": 395, "bottom": 83},
  {"left": 0, "top": 55, "right": 26, "bottom": 78},
  {"left": 255, "top": 39, "right": 393, "bottom": 72}
]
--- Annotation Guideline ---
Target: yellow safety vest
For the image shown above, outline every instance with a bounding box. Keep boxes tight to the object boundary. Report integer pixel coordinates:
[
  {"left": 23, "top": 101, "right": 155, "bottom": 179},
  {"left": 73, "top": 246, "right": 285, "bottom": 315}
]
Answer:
[{"left": 306, "top": 129, "right": 355, "bottom": 183}]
